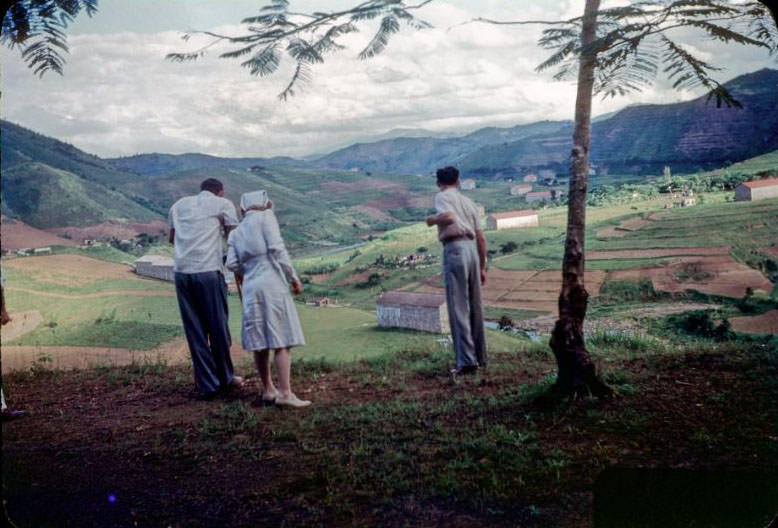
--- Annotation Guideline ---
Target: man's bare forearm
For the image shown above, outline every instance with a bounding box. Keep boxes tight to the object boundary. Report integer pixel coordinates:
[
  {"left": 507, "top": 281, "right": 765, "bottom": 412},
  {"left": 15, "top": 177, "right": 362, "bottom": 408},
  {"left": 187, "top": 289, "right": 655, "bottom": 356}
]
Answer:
[
  {"left": 476, "top": 230, "right": 486, "bottom": 269},
  {"left": 426, "top": 211, "right": 455, "bottom": 227}
]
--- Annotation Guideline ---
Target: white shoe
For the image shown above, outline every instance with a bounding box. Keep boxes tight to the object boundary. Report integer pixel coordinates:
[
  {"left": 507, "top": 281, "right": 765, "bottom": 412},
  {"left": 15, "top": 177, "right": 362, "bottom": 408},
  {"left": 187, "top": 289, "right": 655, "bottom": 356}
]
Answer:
[
  {"left": 275, "top": 393, "right": 312, "bottom": 408},
  {"left": 261, "top": 389, "right": 278, "bottom": 403}
]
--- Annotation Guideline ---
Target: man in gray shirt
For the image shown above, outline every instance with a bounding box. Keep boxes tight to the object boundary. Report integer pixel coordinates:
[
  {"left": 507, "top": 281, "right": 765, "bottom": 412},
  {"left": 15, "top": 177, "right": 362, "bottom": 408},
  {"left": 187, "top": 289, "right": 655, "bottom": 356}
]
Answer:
[
  {"left": 426, "top": 166, "right": 487, "bottom": 375},
  {"left": 169, "top": 178, "right": 243, "bottom": 399}
]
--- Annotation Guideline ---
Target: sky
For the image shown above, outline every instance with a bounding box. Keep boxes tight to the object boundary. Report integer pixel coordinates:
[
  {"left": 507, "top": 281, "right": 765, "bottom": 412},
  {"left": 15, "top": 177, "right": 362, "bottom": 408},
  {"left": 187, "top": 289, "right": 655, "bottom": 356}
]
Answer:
[{"left": 1, "top": 0, "right": 775, "bottom": 159}]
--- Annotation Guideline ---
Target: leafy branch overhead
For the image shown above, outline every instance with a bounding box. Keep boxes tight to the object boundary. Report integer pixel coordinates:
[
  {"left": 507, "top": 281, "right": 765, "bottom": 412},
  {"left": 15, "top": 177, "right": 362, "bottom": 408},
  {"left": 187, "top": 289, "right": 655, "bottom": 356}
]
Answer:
[
  {"left": 1, "top": 0, "right": 98, "bottom": 76},
  {"left": 534, "top": 0, "right": 778, "bottom": 107},
  {"left": 166, "top": 0, "right": 433, "bottom": 100}
]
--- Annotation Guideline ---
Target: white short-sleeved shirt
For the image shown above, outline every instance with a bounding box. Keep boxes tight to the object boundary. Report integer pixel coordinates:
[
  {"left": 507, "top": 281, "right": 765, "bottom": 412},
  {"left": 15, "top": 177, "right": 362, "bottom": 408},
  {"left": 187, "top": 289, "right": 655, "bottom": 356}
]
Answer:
[
  {"left": 434, "top": 187, "right": 482, "bottom": 242},
  {"left": 168, "top": 190, "right": 239, "bottom": 273}
]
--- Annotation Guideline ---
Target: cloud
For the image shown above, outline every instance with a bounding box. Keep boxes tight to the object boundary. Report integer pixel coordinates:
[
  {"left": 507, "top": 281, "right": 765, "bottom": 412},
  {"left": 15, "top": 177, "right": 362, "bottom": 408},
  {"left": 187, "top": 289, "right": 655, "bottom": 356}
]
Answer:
[{"left": 1, "top": 0, "right": 774, "bottom": 159}]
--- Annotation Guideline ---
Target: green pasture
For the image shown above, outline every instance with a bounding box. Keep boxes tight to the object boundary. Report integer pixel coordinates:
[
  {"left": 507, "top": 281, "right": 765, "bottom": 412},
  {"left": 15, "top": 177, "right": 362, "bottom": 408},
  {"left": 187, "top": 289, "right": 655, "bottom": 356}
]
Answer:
[{"left": 4, "top": 269, "right": 526, "bottom": 361}]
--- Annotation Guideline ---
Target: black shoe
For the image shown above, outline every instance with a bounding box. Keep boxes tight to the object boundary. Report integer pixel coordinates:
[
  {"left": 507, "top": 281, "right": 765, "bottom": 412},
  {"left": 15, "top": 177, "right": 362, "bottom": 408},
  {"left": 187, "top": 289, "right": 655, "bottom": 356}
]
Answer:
[
  {"left": 1, "top": 409, "right": 26, "bottom": 420},
  {"left": 194, "top": 391, "right": 218, "bottom": 401}
]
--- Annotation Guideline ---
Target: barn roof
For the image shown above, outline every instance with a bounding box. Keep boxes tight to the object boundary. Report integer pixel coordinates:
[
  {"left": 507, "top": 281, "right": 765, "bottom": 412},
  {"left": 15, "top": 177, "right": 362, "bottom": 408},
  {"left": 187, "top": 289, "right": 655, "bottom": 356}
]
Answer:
[
  {"left": 741, "top": 178, "right": 778, "bottom": 189},
  {"left": 377, "top": 291, "right": 446, "bottom": 308},
  {"left": 135, "top": 255, "right": 174, "bottom": 266},
  {"left": 489, "top": 210, "right": 538, "bottom": 220}
]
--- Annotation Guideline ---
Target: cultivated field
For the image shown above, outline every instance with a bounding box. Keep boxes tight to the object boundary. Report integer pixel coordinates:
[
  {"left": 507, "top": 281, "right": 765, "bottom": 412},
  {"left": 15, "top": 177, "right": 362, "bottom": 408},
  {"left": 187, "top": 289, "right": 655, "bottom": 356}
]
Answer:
[{"left": 0, "top": 216, "right": 77, "bottom": 250}]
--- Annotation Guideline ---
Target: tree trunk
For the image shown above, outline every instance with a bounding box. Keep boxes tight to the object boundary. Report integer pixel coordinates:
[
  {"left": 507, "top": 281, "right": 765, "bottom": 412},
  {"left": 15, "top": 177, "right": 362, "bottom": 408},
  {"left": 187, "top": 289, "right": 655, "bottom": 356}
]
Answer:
[{"left": 549, "top": 0, "right": 612, "bottom": 398}]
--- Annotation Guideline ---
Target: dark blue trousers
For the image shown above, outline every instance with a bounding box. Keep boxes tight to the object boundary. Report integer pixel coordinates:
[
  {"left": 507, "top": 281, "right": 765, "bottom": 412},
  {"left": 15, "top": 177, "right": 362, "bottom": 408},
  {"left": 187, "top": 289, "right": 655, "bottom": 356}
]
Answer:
[{"left": 174, "top": 271, "right": 234, "bottom": 395}]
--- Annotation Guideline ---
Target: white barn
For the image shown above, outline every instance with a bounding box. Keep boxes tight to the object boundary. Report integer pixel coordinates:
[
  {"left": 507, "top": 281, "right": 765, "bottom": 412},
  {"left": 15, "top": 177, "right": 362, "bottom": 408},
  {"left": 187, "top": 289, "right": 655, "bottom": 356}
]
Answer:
[
  {"left": 460, "top": 178, "right": 477, "bottom": 190},
  {"left": 525, "top": 191, "right": 552, "bottom": 203},
  {"left": 377, "top": 291, "right": 448, "bottom": 333},
  {"left": 486, "top": 210, "right": 539, "bottom": 230},
  {"left": 734, "top": 178, "right": 778, "bottom": 202},
  {"left": 134, "top": 255, "right": 175, "bottom": 282},
  {"left": 510, "top": 184, "right": 532, "bottom": 196}
]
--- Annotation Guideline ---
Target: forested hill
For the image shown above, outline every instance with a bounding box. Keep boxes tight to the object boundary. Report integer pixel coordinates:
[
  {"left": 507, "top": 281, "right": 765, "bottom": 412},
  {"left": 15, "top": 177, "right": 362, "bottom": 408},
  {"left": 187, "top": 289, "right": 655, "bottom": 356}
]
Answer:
[
  {"left": 312, "top": 120, "right": 572, "bottom": 176},
  {"left": 315, "top": 68, "right": 778, "bottom": 178},
  {"left": 0, "top": 122, "right": 163, "bottom": 228}
]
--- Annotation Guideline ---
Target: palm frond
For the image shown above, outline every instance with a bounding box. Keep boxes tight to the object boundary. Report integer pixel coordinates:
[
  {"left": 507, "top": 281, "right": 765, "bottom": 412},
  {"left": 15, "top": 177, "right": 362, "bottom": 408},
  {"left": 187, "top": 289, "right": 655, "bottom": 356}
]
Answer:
[
  {"left": 358, "top": 15, "right": 400, "bottom": 59},
  {"left": 241, "top": 43, "right": 281, "bottom": 77},
  {"left": 278, "top": 61, "right": 313, "bottom": 101}
]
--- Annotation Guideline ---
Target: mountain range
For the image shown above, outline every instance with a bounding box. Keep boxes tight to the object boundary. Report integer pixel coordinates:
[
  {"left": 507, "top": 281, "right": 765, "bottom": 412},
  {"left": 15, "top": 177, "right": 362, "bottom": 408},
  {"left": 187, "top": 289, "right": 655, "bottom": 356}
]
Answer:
[
  {"left": 1, "top": 68, "right": 776, "bottom": 235},
  {"left": 313, "top": 68, "right": 778, "bottom": 177}
]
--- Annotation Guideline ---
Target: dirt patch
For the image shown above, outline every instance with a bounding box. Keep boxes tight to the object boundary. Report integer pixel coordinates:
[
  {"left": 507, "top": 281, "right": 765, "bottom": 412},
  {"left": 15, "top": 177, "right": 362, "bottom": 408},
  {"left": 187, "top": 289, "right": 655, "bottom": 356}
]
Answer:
[
  {"left": 2, "top": 254, "right": 141, "bottom": 288},
  {"left": 405, "top": 269, "right": 605, "bottom": 316},
  {"left": 760, "top": 246, "right": 778, "bottom": 259},
  {"left": 47, "top": 220, "right": 169, "bottom": 242},
  {"left": 608, "top": 256, "right": 774, "bottom": 298},
  {"left": 6, "top": 287, "right": 174, "bottom": 299},
  {"left": 0, "top": 310, "right": 44, "bottom": 344},
  {"left": 336, "top": 269, "right": 374, "bottom": 286},
  {"left": 596, "top": 216, "right": 651, "bottom": 238},
  {"left": 0, "top": 217, "right": 77, "bottom": 249},
  {"left": 350, "top": 204, "right": 394, "bottom": 222},
  {"left": 588, "top": 246, "right": 731, "bottom": 260},
  {"left": 1, "top": 338, "right": 252, "bottom": 374},
  {"left": 729, "top": 310, "right": 778, "bottom": 335},
  {"left": 2, "top": 348, "right": 777, "bottom": 527}
]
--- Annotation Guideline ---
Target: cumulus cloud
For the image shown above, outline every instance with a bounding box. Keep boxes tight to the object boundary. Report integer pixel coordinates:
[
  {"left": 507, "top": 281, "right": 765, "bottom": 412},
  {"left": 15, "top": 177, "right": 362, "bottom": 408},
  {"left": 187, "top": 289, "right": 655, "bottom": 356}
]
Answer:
[{"left": 1, "top": 0, "right": 774, "bottom": 158}]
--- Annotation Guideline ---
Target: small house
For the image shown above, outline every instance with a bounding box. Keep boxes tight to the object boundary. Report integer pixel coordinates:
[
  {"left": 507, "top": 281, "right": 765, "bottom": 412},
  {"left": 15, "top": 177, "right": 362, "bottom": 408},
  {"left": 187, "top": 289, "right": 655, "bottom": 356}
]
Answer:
[
  {"left": 33, "top": 247, "right": 52, "bottom": 255},
  {"left": 510, "top": 184, "right": 532, "bottom": 196},
  {"left": 376, "top": 291, "right": 448, "bottom": 333},
  {"left": 460, "top": 178, "right": 476, "bottom": 190},
  {"left": 486, "top": 210, "right": 539, "bottom": 230},
  {"left": 525, "top": 191, "right": 552, "bottom": 203},
  {"left": 306, "top": 297, "right": 330, "bottom": 307},
  {"left": 134, "top": 255, "right": 175, "bottom": 282},
  {"left": 734, "top": 178, "right": 778, "bottom": 202},
  {"left": 523, "top": 174, "right": 538, "bottom": 183}
]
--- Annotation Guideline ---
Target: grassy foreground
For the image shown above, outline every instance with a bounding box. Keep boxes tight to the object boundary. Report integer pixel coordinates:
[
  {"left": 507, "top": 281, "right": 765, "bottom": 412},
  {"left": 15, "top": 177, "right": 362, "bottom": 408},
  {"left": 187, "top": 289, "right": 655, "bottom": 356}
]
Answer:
[{"left": 3, "top": 337, "right": 777, "bottom": 527}]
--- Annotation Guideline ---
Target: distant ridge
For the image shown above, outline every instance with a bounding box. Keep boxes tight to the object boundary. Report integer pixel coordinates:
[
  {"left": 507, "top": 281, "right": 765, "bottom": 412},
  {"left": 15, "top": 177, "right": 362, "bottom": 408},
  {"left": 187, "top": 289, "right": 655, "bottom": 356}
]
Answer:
[{"left": 315, "top": 68, "right": 778, "bottom": 177}]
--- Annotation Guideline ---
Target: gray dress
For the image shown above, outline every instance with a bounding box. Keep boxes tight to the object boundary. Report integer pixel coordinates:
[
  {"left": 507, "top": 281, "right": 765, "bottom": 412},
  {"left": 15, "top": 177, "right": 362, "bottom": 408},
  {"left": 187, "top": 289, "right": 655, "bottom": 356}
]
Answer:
[{"left": 225, "top": 210, "right": 305, "bottom": 351}]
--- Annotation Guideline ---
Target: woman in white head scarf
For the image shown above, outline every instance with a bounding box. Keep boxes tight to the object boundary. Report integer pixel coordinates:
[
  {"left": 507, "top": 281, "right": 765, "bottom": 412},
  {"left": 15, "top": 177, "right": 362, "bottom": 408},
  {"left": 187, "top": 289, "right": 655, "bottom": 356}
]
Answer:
[{"left": 225, "top": 191, "right": 310, "bottom": 408}]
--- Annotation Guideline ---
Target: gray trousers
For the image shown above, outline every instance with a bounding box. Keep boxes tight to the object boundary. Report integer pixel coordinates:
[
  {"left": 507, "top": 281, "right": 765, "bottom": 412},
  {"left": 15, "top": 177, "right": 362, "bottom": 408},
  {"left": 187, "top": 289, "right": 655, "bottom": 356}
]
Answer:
[
  {"left": 174, "top": 271, "right": 234, "bottom": 395},
  {"left": 443, "top": 240, "right": 487, "bottom": 369}
]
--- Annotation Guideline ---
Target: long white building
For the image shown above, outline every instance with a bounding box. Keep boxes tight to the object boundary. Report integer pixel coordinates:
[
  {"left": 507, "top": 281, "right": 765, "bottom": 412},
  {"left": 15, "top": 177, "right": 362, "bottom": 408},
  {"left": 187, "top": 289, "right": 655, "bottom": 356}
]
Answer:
[{"left": 486, "top": 210, "right": 539, "bottom": 230}]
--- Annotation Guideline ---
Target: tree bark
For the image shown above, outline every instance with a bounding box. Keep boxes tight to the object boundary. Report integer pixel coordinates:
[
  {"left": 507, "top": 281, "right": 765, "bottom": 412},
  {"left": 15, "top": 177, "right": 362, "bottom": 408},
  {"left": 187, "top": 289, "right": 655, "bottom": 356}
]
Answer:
[{"left": 549, "top": 0, "right": 612, "bottom": 398}]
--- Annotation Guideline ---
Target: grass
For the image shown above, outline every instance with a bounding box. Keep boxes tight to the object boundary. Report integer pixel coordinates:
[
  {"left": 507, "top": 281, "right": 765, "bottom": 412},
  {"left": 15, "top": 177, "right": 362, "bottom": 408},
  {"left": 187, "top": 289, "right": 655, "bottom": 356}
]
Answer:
[{"left": 3, "top": 335, "right": 777, "bottom": 527}]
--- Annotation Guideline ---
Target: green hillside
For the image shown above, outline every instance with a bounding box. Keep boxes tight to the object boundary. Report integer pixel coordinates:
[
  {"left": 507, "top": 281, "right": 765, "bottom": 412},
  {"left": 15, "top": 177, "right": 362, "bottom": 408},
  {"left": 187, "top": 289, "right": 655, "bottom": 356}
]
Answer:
[{"left": 1, "top": 162, "right": 162, "bottom": 228}]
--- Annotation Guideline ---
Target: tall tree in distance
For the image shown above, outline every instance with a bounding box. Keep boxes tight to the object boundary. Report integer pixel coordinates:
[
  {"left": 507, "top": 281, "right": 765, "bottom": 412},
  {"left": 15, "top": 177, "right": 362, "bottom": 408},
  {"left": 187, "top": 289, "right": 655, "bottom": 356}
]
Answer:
[{"left": 1, "top": 0, "right": 98, "bottom": 76}]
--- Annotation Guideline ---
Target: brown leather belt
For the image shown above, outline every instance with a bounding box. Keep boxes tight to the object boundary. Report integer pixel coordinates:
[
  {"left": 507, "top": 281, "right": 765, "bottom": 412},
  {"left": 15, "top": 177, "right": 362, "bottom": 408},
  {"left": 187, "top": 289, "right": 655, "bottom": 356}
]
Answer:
[{"left": 442, "top": 234, "right": 473, "bottom": 244}]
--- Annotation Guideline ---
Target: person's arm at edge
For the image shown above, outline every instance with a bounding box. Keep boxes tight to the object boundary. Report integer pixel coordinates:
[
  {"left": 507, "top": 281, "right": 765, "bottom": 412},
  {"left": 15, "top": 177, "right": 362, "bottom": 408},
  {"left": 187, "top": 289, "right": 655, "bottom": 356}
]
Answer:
[
  {"left": 1, "top": 285, "right": 11, "bottom": 325},
  {"left": 476, "top": 229, "right": 487, "bottom": 286}
]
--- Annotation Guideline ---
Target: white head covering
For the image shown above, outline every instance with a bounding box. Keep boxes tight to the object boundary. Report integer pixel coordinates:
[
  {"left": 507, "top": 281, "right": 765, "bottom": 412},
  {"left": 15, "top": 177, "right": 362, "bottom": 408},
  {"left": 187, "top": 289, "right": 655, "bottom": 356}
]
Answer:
[{"left": 240, "top": 190, "right": 269, "bottom": 211}]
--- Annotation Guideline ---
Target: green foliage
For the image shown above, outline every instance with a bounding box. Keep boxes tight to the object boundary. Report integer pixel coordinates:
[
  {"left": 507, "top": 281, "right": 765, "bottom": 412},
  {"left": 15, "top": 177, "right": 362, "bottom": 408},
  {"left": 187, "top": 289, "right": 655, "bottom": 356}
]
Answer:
[
  {"left": 1, "top": 0, "right": 99, "bottom": 76},
  {"left": 537, "top": 0, "right": 775, "bottom": 107},
  {"left": 665, "top": 310, "right": 734, "bottom": 341},
  {"left": 167, "top": 0, "right": 432, "bottom": 99}
]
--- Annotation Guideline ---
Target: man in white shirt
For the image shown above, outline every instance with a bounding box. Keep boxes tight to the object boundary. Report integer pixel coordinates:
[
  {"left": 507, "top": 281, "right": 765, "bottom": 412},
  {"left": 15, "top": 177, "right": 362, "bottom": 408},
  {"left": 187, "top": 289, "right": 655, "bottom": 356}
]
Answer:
[
  {"left": 169, "top": 178, "right": 242, "bottom": 399},
  {"left": 426, "top": 166, "right": 487, "bottom": 375}
]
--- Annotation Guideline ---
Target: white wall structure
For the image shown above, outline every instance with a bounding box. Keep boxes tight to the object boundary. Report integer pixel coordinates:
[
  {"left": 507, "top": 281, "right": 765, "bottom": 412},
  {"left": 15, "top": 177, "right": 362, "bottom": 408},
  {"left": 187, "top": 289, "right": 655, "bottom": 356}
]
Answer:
[
  {"left": 735, "top": 178, "right": 778, "bottom": 202},
  {"left": 510, "top": 184, "right": 532, "bottom": 195},
  {"left": 376, "top": 291, "right": 448, "bottom": 333},
  {"left": 486, "top": 210, "right": 539, "bottom": 230},
  {"left": 460, "top": 178, "right": 477, "bottom": 190},
  {"left": 134, "top": 255, "right": 175, "bottom": 282}
]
